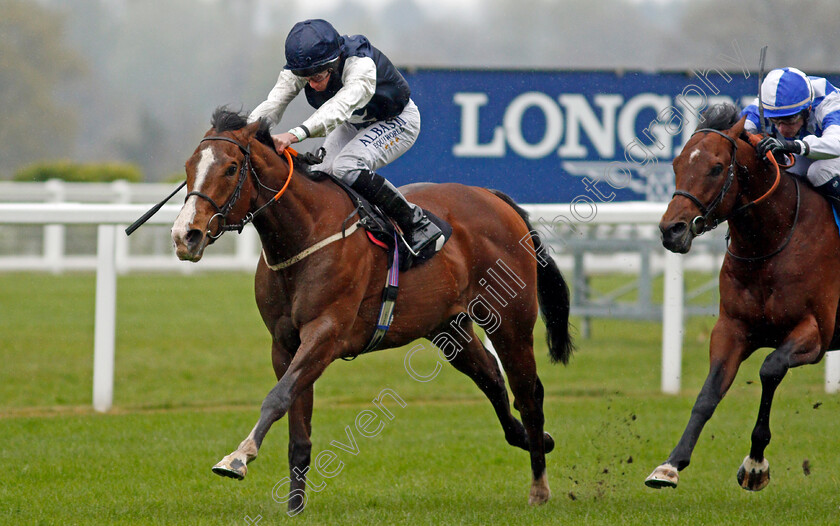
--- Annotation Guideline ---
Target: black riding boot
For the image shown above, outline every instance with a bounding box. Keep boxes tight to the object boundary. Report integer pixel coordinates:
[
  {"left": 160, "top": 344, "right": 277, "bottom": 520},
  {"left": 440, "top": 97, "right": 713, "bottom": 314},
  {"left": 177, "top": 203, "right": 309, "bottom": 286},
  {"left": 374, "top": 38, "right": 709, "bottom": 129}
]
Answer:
[{"left": 350, "top": 169, "right": 442, "bottom": 255}]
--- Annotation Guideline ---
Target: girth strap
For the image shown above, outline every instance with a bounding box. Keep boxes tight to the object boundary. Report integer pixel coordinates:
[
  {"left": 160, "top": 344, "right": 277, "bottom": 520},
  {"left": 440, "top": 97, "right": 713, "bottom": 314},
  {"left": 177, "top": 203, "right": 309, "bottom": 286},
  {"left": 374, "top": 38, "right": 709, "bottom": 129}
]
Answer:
[{"left": 355, "top": 232, "right": 401, "bottom": 357}]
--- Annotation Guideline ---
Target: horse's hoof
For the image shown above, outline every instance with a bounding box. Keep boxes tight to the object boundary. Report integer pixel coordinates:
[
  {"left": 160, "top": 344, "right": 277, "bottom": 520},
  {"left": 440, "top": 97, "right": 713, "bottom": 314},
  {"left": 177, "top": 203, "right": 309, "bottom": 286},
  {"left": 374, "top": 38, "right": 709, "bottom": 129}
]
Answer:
[
  {"left": 544, "top": 432, "right": 555, "bottom": 454},
  {"left": 528, "top": 473, "right": 551, "bottom": 506},
  {"left": 212, "top": 456, "right": 247, "bottom": 480},
  {"left": 737, "top": 456, "right": 770, "bottom": 491},
  {"left": 645, "top": 463, "right": 679, "bottom": 489}
]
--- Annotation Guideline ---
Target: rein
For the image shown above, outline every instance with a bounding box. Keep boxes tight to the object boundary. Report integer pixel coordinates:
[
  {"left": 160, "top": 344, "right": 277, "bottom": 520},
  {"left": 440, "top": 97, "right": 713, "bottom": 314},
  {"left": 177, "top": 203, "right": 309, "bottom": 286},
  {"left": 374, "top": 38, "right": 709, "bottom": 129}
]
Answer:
[
  {"left": 189, "top": 136, "right": 294, "bottom": 239},
  {"left": 725, "top": 177, "right": 800, "bottom": 263}
]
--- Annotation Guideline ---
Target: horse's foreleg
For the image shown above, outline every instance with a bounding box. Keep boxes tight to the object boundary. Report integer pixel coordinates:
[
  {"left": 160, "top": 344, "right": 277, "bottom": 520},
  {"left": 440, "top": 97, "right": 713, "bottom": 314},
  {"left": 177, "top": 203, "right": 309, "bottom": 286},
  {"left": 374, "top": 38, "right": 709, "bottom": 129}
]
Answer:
[
  {"left": 210, "top": 335, "right": 294, "bottom": 481},
  {"left": 646, "top": 323, "right": 748, "bottom": 489},
  {"left": 284, "top": 385, "right": 314, "bottom": 514},
  {"left": 738, "top": 319, "right": 823, "bottom": 491},
  {"left": 212, "top": 319, "right": 337, "bottom": 481},
  {"left": 269, "top": 341, "right": 315, "bottom": 514}
]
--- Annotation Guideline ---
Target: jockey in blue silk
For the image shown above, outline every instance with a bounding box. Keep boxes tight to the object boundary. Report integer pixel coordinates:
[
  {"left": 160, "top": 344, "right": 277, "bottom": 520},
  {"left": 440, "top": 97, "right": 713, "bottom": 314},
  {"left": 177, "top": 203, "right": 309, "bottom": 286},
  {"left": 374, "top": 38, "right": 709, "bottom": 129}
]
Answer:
[
  {"left": 249, "top": 19, "right": 442, "bottom": 255},
  {"left": 741, "top": 67, "right": 840, "bottom": 201}
]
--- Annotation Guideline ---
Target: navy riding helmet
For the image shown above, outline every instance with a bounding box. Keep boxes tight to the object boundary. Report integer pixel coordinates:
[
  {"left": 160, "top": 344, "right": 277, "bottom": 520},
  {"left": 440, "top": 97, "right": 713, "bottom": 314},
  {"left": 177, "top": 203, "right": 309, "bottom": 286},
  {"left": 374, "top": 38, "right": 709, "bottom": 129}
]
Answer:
[{"left": 284, "top": 19, "right": 341, "bottom": 78}]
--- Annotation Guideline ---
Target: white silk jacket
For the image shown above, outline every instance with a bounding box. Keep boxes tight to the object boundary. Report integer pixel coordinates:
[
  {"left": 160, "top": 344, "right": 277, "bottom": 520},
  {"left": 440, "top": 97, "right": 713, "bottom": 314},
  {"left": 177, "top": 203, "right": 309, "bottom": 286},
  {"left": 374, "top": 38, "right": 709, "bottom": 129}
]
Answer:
[{"left": 248, "top": 56, "right": 377, "bottom": 137}]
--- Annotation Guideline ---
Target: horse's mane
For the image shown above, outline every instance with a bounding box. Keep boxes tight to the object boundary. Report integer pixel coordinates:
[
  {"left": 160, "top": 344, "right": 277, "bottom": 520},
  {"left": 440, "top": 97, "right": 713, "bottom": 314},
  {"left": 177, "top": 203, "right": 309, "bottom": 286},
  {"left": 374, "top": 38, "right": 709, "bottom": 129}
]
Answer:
[
  {"left": 697, "top": 102, "right": 741, "bottom": 131},
  {"left": 209, "top": 106, "right": 329, "bottom": 181},
  {"left": 211, "top": 107, "right": 274, "bottom": 150}
]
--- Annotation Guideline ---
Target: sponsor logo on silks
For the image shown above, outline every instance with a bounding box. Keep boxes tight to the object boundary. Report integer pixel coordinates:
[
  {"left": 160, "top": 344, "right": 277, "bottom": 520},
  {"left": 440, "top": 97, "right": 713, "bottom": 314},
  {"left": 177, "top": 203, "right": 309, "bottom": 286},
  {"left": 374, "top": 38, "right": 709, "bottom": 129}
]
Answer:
[{"left": 359, "top": 116, "right": 408, "bottom": 148}]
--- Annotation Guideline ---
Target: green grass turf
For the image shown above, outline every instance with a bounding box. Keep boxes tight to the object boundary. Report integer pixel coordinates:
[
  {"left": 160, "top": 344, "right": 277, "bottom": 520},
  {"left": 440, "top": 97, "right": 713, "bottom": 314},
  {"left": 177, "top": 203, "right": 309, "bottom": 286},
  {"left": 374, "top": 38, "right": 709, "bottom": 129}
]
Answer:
[{"left": 1, "top": 272, "right": 838, "bottom": 525}]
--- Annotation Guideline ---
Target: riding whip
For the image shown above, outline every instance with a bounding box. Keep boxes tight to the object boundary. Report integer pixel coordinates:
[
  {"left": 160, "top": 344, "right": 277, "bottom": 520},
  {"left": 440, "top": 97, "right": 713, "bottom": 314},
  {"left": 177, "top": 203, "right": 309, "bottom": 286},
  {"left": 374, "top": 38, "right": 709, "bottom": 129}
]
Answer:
[
  {"left": 124, "top": 180, "right": 186, "bottom": 236},
  {"left": 758, "top": 45, "right": 768, "bottom": 135}
]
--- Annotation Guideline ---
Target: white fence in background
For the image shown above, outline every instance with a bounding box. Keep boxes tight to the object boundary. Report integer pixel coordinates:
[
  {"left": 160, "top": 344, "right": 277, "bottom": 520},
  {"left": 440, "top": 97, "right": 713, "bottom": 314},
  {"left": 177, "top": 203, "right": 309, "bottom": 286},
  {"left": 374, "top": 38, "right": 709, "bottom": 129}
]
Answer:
[
  {"left": 1, "top": 182, "right": 838, "bottom": 410},
  {"left": 0, "top": 180, "right": 260, "bottom": 273}
]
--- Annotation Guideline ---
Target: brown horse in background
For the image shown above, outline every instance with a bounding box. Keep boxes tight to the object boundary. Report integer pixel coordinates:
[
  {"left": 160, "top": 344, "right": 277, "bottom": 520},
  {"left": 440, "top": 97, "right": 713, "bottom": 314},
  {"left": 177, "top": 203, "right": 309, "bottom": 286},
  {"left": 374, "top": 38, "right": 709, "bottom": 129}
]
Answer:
[
  {"left": 647, "top": 103, "right": 840, "bottom": 490},
  {"left": 170, "top": 109, "right": 573, "bottom": 508}
]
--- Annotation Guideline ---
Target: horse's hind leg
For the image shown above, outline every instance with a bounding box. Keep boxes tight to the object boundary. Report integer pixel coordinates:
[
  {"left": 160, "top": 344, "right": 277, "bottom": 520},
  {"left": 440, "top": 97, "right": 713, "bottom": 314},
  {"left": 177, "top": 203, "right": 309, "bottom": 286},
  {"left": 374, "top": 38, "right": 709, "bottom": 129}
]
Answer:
[
  {"left": 739, "top": 320, "right": 823, "bottom": 491},
  {"left": 437, "top": 317, "right": 551, "bottom": 454},
  {"left": 481, "top": 322, "right": 551, "bottom": 506}
]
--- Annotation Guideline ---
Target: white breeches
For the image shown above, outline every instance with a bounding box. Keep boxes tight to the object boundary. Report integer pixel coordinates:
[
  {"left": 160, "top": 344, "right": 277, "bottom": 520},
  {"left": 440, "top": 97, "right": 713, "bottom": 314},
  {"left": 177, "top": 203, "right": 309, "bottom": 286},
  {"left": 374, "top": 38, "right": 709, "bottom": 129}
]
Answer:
[
  {"left": 312, "top": 99, "right": 421, "bottom": 184},
  {"left": 786, "top": 154, "right": 840, "bottom": 187}
]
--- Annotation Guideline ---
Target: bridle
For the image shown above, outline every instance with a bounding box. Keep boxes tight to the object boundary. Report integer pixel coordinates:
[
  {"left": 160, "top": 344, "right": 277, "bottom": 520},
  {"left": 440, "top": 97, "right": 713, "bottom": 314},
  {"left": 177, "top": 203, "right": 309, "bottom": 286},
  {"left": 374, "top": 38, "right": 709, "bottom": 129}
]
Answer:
[
  {"left": 672, "top": 127, "right": 798, "bottom": 262},
  {"left": 187, "top": 136, "right": 293, "bottom": 239},
  {"left": 671, "top": 128, "right": 743, "bottom": 236},
  {"left": 187, "top": 136, "right": 252, "bottom": 239}
]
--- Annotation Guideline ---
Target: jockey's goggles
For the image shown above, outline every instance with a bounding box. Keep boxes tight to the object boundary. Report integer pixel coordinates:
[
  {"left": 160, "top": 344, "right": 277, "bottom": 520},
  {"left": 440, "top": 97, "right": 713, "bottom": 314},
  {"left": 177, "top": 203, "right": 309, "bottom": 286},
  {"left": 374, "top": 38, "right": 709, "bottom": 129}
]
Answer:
[
  {"left": 302, "top": 69, "right": 331, "bottom": 83},
  {"left": 769, "top": 112, "right": 805, "bottom": 126}
]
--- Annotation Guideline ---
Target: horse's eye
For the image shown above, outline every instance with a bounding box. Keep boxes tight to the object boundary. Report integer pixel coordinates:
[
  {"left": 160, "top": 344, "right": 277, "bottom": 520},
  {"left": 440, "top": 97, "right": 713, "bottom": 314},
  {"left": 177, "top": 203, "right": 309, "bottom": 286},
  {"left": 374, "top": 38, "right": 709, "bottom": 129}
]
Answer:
[
  {"left": 225, "top": 164, "right": 237, "bottom": 177},
  {"left": 710, "top": 164, "right": 723, "bottom": 176}
]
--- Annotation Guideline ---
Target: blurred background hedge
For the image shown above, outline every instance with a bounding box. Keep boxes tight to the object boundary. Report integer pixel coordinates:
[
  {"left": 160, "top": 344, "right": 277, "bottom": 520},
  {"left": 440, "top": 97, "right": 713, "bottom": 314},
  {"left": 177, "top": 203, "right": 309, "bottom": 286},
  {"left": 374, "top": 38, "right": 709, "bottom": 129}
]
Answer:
[{"left": 13, "top": 161, "right": 143, "bottom": 183}]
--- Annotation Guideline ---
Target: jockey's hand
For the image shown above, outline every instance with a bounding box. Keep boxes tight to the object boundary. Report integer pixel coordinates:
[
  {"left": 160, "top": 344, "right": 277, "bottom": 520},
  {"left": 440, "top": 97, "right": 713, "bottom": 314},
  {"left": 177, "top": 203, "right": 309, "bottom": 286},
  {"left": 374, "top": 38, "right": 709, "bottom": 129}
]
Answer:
[
  {"left": 756, "top": 136, "right": 808, "bottom": 162},
  {"left": 271, "top": 133, "right": 298, "bottom": 155}
]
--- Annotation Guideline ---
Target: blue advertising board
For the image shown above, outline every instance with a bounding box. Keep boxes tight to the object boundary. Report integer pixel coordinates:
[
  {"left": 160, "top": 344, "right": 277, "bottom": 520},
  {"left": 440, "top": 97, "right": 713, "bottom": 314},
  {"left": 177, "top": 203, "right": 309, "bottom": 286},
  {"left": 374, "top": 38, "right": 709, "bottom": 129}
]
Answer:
[{"left": 386, "top": 68, "right": 762, "bottom": 203}]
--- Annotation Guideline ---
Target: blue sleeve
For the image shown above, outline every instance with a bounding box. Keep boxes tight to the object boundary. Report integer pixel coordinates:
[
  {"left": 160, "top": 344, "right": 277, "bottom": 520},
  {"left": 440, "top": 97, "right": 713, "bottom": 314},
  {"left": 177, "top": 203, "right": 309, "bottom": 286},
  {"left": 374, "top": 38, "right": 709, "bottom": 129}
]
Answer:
[
  {"left": 821, "top": 109, "right": 840, "bottom": 129},
  {"left": 740, "top": 103, "right": 761, "bottom": 132}
]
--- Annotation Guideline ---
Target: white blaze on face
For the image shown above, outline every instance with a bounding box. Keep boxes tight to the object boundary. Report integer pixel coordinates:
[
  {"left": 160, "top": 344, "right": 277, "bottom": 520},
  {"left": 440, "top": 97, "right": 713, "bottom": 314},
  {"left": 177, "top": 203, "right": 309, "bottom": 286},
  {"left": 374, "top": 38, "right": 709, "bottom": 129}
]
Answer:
[
  {"left": 173, "top": 146, "right": 217, "bottom": 238},
  {"left": 688, "top": 148, "right": 701, "bottom": 165}
]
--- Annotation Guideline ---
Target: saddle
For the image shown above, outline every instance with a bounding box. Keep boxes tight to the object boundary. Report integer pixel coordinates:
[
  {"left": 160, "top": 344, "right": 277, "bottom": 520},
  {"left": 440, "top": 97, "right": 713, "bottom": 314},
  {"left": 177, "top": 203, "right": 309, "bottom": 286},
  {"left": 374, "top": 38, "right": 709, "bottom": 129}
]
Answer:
[{"left": 310, "top": 169, "right": 452, "bottom": 272}]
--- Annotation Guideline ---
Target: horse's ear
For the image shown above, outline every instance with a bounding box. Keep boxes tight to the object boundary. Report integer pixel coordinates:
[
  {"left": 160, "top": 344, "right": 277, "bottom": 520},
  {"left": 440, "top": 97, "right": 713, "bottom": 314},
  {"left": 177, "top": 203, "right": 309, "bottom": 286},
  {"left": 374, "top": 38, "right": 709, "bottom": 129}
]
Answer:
[
  {"left": 729, "top": 115, "right": 747, "bottom": 137},
  {"left": 244, "top": 120, "right": 262, "bottom": 136}
]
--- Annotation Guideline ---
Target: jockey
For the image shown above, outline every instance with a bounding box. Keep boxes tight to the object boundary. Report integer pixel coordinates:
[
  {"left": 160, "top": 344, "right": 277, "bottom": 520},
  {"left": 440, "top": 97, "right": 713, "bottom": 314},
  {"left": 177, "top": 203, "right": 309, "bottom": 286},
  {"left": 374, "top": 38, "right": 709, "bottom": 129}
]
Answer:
[
  {"left": 742, "top": 67, "right": 840, "bottom": 201},
  {"left": 248, "top": 19, "right": 442, "bottom": 255}
]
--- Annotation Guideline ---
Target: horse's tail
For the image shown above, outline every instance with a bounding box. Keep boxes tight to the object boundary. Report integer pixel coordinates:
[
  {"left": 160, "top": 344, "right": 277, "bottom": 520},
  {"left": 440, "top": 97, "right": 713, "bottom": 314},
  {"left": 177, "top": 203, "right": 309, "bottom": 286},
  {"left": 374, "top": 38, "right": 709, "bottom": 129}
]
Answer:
[{"left": 489, "top": 189, "right": 574, "bottom": 365}]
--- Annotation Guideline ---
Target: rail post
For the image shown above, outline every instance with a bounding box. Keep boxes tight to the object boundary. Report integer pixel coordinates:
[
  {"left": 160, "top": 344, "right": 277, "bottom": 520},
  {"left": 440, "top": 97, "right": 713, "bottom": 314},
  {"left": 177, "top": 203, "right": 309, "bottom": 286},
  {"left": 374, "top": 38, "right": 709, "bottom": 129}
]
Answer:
[
  {"left": 93, "top": 224, "right": 117, "bottom": 412},
  {"left": 661, "top": 249, "right": 684, "bottom": 394}
]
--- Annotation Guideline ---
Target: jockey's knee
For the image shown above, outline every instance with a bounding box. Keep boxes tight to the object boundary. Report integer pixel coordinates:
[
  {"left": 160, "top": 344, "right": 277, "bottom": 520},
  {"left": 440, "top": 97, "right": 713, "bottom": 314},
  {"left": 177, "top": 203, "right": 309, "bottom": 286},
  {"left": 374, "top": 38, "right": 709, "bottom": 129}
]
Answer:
[
  {"left": 806, "top": 160, "right": 840, "bottom": 200},
  {"left": 807, "top": 159, "right": 840, "bottom": 188},
  {"left": 332, "top": 156, "right": 370, "bottom": 185}
]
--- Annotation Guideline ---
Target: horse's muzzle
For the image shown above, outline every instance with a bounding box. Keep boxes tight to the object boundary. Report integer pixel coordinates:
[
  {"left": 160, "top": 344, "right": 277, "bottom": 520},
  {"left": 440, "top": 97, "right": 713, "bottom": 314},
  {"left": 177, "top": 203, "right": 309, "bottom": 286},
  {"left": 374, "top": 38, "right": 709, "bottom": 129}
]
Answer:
[
  {"left": 660, "top": 221, "right": 693, "bottom": 254},
  {"left": 172, "top": 227, "right": 208, "bottom": 262}
]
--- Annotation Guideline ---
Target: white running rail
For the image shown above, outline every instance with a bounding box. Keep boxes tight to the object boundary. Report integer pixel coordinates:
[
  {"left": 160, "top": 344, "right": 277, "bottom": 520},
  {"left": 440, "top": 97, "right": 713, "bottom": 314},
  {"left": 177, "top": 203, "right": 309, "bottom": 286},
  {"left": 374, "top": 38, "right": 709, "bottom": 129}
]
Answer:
[{"left": 1, "top": 201, "right": 836, "bottom": 411}]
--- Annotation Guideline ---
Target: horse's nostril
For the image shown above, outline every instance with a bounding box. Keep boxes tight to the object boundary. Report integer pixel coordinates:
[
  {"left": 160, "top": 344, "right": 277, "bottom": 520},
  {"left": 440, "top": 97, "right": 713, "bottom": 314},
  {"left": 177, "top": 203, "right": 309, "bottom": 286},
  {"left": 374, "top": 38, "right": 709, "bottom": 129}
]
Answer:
[
  {"left": 670, "top": 222, "right": 688, "bottom": 237},
  {"left": 660, "top": 222, "right": 686, "bottom": 239},
  {"left": 660, "top": 221, "right": 693, "bottom": 253},
  {"left": 660, "top": 222, "right": 689, "bottom": 245},
  {"left": 185, "top": 229, "right": 204, "bottom": 249}
]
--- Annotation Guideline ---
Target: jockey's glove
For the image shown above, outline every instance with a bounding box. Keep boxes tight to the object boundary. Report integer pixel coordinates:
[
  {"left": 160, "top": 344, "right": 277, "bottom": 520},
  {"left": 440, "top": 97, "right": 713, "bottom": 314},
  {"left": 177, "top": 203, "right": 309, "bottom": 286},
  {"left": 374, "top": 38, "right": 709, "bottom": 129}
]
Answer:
[{"left": 756, "top": 136, "right": 810, "bottom": 162}]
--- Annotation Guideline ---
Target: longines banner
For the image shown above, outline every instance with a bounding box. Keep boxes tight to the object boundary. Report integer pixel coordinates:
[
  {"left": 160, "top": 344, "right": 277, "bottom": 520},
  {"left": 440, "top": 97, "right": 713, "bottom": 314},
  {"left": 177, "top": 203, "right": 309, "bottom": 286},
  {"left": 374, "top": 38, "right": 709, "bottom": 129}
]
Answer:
[{"left": 388, "top": 68, "right": 769, "bottom": 204}]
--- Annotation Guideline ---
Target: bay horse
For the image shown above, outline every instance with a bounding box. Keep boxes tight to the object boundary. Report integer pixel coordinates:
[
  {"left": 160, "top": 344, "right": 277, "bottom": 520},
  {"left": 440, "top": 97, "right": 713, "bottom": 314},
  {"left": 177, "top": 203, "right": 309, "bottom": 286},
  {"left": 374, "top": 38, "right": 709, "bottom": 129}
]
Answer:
[
  {"left": 170, "top": 109, "right": 573, "bottom": 508},
  {"left": 646, "top": 103, "right": 840, "bottom": 491}
]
